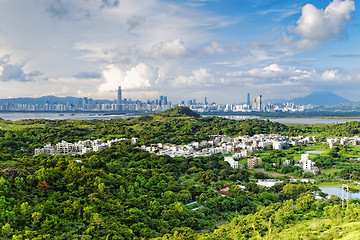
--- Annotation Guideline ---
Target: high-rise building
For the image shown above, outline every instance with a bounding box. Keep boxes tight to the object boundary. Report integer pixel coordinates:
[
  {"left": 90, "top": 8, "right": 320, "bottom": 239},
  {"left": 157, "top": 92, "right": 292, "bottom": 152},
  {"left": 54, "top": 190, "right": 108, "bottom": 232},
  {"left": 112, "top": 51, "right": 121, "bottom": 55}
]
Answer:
[
  {"left": 247, "top": 93, "right": 250, "bottom": 107},
  {"left": 256, "top": 94, "right": 262, "bottom": 110},
  {"left": 205, "top": 97, "right": 208, "bottom": 105},
  {"left": 252, "top": 98, "right": 256, "bottom": 110},
  {"left": 117, "top": 86, "right": 122, "bottom": 111},
  {"left": 117, "top": 87, "right": 122, "bottom": 104},
  {"left": 164, "top": 96, "right": 168, "bottom": 105}
]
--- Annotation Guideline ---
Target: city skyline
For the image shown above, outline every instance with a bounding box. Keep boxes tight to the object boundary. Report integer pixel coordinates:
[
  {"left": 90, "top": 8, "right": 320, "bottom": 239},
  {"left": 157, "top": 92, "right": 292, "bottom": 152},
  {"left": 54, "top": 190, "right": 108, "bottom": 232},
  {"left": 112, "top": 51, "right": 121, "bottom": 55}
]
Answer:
[{"left": 0, "top": 0, "right": 359, "bottom": 103}]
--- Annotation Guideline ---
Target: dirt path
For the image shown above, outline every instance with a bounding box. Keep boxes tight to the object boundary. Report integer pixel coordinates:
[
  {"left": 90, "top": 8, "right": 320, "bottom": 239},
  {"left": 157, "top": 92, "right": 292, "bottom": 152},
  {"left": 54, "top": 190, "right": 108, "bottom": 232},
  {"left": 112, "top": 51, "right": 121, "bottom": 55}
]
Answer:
[{"left": 252, "top": 168, "right": 295, "bottom": 179}]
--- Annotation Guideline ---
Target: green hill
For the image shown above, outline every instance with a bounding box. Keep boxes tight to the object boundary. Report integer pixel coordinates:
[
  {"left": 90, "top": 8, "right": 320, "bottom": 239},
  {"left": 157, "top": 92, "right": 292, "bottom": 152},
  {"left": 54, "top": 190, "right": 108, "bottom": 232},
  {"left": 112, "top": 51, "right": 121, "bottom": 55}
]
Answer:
[{"left": 157, "top": 106, "right": 201, "bottom": 118}]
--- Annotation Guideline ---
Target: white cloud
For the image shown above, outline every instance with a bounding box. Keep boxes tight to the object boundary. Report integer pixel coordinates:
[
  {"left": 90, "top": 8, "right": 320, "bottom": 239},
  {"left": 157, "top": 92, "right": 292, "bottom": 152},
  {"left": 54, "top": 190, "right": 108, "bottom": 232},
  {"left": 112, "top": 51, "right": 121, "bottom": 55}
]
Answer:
[
  {"left": 203, "top": 41, "right": 225, "bottom": 54},
  {"left": 0, "top": 56, "right": 42, "bottom": 82},
  {"left": 99, "top": 63, "right": 160, "bottom": 93},
  {"left": 171, "top": 68, "right": 213, "bottom": 87},
  {"left": 151, "top": 39, "right": 189, "bottom": 58},
  {"left": 245, "top": 64, "right": 284, "bottom": 78},
  {"left": 263, "top": 63, "right": 282, "bottom": 72},
  {"left": 285, "top": 0, "right": 355, "bottom": 50},
  {"left": 321, "top": 69, "right": 338, "bottom": 81}
]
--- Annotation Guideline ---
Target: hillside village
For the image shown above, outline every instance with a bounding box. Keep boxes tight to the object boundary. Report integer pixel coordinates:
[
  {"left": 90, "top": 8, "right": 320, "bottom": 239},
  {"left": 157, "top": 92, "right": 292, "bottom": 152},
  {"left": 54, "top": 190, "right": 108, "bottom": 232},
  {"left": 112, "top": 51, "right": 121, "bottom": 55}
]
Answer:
[
  {"left": 34, "top": 138, "right": 136, "bottom": 156},
  {"left": 35, "top": 133, "right": 360, "bottom": 175}
]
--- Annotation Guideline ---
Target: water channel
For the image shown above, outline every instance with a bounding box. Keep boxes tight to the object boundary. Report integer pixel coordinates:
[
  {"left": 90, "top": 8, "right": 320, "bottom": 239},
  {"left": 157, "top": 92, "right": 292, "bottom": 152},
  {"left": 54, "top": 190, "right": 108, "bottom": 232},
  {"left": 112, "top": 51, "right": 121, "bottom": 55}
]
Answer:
[{"left": 319, "top": 187, "right": 360, "bottom": 199}]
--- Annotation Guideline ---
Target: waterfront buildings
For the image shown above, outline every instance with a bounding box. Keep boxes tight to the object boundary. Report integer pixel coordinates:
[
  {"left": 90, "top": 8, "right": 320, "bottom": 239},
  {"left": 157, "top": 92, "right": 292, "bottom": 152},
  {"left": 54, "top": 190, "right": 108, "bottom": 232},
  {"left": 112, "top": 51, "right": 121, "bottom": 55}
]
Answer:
[{"left": 0, "top": 90, "right": 314, "bottom": 113}]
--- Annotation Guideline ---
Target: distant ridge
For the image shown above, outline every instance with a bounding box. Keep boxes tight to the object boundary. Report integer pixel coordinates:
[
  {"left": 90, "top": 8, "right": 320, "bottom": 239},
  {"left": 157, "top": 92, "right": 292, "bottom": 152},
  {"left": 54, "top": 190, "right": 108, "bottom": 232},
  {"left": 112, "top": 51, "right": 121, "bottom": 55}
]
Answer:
[
  {"left": 266, "top": 92, "right": 352, "bottom": 106},
  {"left": 291, "top": 92, "right": 352, "bottom": 106},
  {"left": 317, "top": 103, "right": 360, "bottom": 112},
  {"left": 0, "top": 96, "right": 112, "bottom": 105},
  {"left": 158, "top": 106, "right": 201, "bottom": 118}
]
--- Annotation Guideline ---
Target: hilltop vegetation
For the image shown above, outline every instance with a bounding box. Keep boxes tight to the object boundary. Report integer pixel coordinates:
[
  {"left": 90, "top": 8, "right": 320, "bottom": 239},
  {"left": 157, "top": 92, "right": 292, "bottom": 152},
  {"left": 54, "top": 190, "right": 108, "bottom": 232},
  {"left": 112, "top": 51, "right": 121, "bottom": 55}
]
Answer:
[{"left": 0, "top": 107, "right": 287, "bottom": 155}]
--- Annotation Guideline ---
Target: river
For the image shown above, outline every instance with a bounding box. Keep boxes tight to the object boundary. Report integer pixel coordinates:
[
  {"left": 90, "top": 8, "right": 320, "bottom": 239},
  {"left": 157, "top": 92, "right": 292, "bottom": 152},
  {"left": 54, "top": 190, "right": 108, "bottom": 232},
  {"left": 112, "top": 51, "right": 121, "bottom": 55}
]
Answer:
[
  {"left": 1, "top": 112, "right": 360, "bottom": 124},
  {"left": 210, "top": 115, "right": 360, "bottom": 124}
]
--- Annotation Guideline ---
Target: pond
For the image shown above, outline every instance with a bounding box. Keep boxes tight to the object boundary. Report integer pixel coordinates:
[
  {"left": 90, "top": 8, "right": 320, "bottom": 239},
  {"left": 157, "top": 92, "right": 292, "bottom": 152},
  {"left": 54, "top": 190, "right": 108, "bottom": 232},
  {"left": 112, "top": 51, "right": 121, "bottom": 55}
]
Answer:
[
  {"left": 306, "top": 151, "right": 325, "bottom": 154},
  {"left": 319, "top": 187, "right": 360, "bottom": 199}
]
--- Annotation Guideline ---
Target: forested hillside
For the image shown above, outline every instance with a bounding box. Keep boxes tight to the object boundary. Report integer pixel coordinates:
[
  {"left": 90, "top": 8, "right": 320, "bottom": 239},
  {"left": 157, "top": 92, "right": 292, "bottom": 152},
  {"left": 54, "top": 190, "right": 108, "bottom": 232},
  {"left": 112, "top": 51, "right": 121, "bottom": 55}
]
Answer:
[
  {"left": 0, "top": 140, "right": 318, "bottom": 239},
  {"left": 2, "top": 107, "right": 360, "bottom": 239}
]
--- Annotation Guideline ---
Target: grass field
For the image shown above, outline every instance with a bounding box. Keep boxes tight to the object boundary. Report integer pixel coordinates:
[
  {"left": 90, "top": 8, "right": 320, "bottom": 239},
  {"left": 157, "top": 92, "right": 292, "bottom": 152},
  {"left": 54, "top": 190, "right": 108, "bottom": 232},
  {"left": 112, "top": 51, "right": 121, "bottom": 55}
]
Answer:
[
  {"left": 272, "top": 218, "right": 360, "bottom": 240},
  {"left": 0, "top": 121, "right": 45, "bottom": 131}
]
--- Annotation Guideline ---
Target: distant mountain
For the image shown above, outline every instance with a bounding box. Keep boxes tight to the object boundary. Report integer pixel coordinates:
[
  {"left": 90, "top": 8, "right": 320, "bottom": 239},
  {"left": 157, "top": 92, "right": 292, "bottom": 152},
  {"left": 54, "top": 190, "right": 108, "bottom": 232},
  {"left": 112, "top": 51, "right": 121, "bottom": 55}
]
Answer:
[
  {"left": 317, "top": 103, "right": 360, "bottom": 112},
  {"left": 291, "top": 92, "right": 352, "bottom": 106},
  {"left": 266, "top": 92, "right": 352, "bottom": 106},
  {"left": 265, "top": 98, "right": 287, "bottom": 104},
  {"left": 0, "top": 96, "right": 113, "bottom": 105}
]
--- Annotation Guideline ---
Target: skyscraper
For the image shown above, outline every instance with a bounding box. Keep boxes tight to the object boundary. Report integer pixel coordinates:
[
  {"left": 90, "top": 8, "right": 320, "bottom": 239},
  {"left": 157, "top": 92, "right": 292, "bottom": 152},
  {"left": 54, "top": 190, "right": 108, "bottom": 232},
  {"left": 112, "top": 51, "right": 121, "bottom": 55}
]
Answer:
[
  {"left": 117, "top": 86, "right": 122, "bottom": 104},
  {"left": 160, "top": 96, "right": 164, "bottom": 105},
  {"left": 247, "top": 93, "right": 250, "bottom": 107},
  {"left": 256, "top": 94, "right": 262, "bottom": 110},
  {"left": 205, "top": 97, "right": 208, "bottom": 105},
  {"left": 117, "top": 86, "right": 122, "bottom": 111}
]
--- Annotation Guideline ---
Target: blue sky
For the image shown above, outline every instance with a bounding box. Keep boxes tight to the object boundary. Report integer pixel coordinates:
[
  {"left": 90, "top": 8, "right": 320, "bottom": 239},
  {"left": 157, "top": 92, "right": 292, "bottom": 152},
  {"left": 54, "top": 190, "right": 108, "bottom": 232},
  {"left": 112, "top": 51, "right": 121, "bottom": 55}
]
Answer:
[{"left": 0, "top": 0, "right": 358, "bottom": 103}]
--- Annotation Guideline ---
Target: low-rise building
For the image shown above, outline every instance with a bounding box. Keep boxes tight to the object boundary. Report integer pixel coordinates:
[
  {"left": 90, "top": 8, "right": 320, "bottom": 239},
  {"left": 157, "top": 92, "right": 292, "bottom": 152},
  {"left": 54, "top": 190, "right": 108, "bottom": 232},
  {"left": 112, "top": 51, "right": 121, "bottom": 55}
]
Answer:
[
  {"left": 247, "top": 157, "right": 261, "bottom": 169},
  {"left": 224, "top": 157, "right": 240, "bottom": 169}
]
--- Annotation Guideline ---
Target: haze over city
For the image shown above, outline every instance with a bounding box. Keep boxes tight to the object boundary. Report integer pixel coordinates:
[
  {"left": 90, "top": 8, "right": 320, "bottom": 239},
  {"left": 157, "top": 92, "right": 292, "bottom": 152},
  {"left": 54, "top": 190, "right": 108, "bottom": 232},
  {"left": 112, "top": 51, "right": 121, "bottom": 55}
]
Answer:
[{"left": 0, "top": 0, "right": 359, "bottom": 103}]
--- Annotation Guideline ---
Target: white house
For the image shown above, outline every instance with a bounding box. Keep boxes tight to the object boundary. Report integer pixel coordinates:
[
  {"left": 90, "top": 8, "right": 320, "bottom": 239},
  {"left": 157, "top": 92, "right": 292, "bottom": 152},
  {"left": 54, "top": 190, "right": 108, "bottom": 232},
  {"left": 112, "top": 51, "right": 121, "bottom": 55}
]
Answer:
[{"left": 224, "top": 157, "right": 240, "bottom": 169}]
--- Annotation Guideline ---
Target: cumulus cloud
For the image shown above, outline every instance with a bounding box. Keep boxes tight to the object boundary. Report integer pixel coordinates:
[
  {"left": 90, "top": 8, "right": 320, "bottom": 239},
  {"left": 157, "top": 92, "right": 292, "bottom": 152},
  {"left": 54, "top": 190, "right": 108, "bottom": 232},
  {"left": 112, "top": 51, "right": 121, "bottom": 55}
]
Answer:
[
  {"left": 224, "top": 63, "right": 356, "bottom": 96},
  {"left": 321, "top": 69, "right": 339, "bottom": 81},
  {"left": 285, "top": 0, "right": 355, "bottom": 50},
  {"left": 243, "top": 64, "right": 284, "bottom": 78},
  {"left": 203, "top": 41, "right": 225, "bottom": 54},
  {"left": 151, "top": 39, "right": 189, "bottom": 58},
  {"left": 171, "top": 68, "right": 214, "bottom": 87},
  {"left": 99, "top": 63, "right": 160, "bottom": 93},
  {"left": 226, "top": 64, "right": 317, "bottom": 86},
  {"left": 263, "top": 63, "right": 282, "bottom": 72},
  {"left": 0, "top": 57, "right": 42, "bottom": 82}
]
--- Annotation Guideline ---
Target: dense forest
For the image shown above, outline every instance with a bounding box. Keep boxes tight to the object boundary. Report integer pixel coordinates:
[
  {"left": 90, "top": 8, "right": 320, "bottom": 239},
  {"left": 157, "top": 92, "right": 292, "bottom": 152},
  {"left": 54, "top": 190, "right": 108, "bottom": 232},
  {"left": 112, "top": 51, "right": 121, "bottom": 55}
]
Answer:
[
  {"left": 2, "top": 107, "right": 360, "bottom": 239},
  {"left": 0, "top": 140, "right": 322, "bottom": 239}
]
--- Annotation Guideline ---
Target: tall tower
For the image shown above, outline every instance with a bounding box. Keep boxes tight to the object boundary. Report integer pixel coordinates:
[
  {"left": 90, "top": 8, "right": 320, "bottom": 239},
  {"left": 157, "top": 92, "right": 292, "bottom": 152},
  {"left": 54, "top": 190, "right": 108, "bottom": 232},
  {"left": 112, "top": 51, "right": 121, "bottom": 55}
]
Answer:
[
  {"left": 117, "top": 87, "right": 122, "bottom": 104},
  {"left": 256, "top": 94, "right": 262, "bottom": 110},
  {"left": 247, "top": 93, "right": 250, "bottom": 107},
  {"left": 117, "top": 86, "right": 122, "bottom": 111}
]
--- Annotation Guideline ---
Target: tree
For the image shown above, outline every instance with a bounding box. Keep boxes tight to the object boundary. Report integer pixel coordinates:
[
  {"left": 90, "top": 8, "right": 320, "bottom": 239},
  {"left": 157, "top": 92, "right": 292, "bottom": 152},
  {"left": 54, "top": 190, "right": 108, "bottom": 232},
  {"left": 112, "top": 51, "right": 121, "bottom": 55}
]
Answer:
[{"left": 245, "top": 182, "right": 259, "bottom": 194}]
